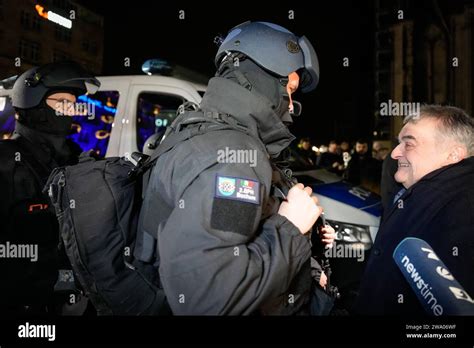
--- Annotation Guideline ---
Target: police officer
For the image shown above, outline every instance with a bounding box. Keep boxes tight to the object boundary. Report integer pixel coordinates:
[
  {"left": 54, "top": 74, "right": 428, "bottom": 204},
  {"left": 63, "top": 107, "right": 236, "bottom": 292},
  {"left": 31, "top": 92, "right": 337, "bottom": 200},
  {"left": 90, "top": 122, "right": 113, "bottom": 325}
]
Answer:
[
  {"left": 136, "top": 21, "right": 334, "bottom": 315},
  {"left": 0, "top": 61, "right": 100, "bottom": 314}
]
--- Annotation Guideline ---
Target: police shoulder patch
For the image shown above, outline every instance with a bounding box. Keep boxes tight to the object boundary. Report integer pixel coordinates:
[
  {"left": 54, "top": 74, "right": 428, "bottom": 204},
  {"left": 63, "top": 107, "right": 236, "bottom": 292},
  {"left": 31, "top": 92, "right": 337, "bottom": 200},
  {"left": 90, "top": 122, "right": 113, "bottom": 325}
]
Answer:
[{"left": 215, "top": 175, "right": 260, "bottom": 205}]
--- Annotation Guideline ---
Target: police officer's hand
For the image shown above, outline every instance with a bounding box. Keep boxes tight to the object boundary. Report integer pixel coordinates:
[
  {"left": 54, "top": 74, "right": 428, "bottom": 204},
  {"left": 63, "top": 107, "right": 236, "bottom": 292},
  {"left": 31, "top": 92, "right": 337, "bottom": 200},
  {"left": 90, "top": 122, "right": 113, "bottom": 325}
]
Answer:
[
  {"left": 278, "top": 183, "right": 322, "bottom": 234},
  {"left": 319, "top": 224, "right": 336, "bottom": 248},
  {"left": 319, "top": 271, "right": 328, "bottom": 289}
]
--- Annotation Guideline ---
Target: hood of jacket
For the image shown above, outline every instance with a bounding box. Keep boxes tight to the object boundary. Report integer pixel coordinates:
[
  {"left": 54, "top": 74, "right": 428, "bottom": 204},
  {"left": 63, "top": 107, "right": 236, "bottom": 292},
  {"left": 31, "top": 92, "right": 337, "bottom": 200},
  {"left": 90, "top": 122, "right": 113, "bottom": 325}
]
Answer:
[{"left": 200, "top": 77, "right": 295, "bottom": 158}]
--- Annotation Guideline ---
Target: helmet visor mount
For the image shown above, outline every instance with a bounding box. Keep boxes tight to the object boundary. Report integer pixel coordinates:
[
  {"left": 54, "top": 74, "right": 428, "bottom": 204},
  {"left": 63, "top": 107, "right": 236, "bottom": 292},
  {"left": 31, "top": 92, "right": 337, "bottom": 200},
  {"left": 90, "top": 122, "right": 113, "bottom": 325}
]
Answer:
[
  {"left": 298, "top": 35, "right": 319, "bottom": 93},
  {"left": 83, "top": 79, "right": 100, "bottom": 94}
]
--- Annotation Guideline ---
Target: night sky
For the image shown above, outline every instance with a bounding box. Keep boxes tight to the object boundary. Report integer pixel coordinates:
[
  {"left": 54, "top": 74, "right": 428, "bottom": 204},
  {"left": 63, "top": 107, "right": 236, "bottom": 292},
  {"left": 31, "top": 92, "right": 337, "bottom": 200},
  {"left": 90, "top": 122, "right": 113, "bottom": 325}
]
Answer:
[{"left": 75, "top": 0, "right": 375, "bottom": 146}]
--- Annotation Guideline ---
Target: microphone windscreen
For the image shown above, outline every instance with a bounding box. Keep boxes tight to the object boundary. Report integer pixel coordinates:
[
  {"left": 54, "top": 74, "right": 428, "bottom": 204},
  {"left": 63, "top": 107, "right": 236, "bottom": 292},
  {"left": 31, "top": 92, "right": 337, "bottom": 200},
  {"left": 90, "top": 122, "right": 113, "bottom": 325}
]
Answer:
[{"left": 393, "top": 237, "right": 474, "bottom": 315}]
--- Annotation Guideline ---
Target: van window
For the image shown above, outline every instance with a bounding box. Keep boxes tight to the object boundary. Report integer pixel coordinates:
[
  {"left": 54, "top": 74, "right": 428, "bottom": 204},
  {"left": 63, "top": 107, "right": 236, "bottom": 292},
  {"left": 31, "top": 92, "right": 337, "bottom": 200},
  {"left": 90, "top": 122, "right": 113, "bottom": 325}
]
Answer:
[
  {"left": 0, "top": 96, "right": 15, "bottom": 140},
  {"left": 136, "top": 92, "right": 185, "bottom": 152},
  {"left": 69, "top": 91, "right": 119, "bottom": 157}
]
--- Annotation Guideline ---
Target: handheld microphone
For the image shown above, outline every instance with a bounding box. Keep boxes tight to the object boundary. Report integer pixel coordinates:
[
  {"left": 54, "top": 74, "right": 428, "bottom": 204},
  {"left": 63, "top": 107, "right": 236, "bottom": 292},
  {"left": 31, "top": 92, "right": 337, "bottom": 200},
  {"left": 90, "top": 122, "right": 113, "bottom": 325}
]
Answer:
[{"left": 393, "top": 237, "right": 474, "bottom": 315}]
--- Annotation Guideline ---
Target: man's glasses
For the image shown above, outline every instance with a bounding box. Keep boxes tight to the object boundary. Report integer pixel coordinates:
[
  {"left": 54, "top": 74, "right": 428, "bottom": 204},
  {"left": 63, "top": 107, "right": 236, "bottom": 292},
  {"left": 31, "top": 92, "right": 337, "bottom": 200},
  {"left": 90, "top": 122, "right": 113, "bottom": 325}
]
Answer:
[
  {"left": 46, "top": 98, "right": 76, "bottom": 104},
  {"left": 46, "top": 98, "right": 80, "bottom": 116}
]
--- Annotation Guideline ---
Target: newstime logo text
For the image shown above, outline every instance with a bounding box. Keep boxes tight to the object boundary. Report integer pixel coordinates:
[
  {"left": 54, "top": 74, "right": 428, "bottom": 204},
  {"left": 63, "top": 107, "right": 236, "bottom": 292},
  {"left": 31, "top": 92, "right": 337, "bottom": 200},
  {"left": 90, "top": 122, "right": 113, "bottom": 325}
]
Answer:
[{"left": 401, "top": 254, "right": 443, "bottom": 315}]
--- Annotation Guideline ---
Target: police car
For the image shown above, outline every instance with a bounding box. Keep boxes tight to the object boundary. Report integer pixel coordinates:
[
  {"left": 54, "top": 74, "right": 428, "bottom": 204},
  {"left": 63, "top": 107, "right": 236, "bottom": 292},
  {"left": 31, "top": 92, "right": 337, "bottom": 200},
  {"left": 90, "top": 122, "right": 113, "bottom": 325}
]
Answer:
[
  {"left": 291, "top": 155, "right": 381, "bottom": 251},
  {"left": 288, "top": 147, "right": 382, "bottom": 304}
]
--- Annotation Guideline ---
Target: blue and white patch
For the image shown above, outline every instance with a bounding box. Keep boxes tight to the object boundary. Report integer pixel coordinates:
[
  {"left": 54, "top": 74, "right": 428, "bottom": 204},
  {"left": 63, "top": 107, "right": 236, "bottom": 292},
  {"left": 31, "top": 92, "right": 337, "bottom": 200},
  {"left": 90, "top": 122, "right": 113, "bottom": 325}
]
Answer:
[{"left": 215, "top": 175, "right": 260, "bottom": 204}]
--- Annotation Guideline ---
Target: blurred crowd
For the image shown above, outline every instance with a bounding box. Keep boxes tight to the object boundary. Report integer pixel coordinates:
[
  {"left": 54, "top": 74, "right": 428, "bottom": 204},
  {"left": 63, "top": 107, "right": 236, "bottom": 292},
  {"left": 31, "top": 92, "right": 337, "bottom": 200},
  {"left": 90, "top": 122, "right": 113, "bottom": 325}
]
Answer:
[{"left": 294, "top": 137, "right": 392, "bottom": 194}]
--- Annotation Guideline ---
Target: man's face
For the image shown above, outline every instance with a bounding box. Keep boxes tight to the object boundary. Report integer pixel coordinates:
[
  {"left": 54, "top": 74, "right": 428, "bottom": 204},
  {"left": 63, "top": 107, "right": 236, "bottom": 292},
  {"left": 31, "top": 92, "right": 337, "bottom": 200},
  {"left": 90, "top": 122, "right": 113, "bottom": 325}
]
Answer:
[
  {"left": 372, "top": 141, "right": 382, "bottom": 152},
  {"left": 391, "top": 117, "right": 453, "bottom": 189},
  {"left": 328, "top": 143, "right": 337, "bottom": 153},
  {"left": 301, "top": 141, "right": 310, "bottom": 150},
  {"left": 45, "top": 92, "right": 77, "bottom": 116},
  {"left": 355, "top": 142, "right": 368, "bottom": 155}
]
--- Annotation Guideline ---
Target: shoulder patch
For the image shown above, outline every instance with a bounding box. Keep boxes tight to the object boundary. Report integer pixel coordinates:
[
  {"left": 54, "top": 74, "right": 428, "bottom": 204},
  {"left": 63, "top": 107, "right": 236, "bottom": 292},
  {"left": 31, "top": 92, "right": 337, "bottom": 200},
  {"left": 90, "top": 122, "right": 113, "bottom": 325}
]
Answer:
[{"left": 215, "top": 175, "right": 260, "bottom": 204}]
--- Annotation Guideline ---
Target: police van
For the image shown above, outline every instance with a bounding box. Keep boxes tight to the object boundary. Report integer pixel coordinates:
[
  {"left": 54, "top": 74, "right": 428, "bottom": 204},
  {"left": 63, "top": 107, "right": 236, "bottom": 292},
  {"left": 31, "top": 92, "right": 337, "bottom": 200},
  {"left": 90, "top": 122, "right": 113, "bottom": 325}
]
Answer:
[{"left": 1, "top": 71, "right": 206, "bottom": 158}]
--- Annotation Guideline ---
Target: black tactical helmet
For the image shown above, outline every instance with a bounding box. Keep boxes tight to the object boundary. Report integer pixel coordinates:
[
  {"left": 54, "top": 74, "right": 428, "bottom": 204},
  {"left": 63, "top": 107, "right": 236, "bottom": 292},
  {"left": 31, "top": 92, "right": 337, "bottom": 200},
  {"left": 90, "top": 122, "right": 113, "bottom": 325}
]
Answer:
[
  {"left": 215, "top": 21, "right": 319, "bottom": 93},
  {"left": 12, "top": 61, "right": 101, "bottom": 109}
]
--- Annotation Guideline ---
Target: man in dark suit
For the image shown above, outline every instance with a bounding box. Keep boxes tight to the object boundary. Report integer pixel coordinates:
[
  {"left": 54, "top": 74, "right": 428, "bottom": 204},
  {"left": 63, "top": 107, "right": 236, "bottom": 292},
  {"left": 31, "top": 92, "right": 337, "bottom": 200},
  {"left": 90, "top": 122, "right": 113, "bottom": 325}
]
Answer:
[{"left": 354, "top": 105, "right": 474, "bottom": 315}]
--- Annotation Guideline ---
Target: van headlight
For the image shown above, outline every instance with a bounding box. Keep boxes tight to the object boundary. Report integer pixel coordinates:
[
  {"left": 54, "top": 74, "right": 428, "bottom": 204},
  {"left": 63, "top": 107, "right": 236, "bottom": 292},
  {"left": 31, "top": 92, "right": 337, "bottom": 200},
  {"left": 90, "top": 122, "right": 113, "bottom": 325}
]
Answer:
[{"left": 326, "top": 219, "right": 373, "bottom": 250}]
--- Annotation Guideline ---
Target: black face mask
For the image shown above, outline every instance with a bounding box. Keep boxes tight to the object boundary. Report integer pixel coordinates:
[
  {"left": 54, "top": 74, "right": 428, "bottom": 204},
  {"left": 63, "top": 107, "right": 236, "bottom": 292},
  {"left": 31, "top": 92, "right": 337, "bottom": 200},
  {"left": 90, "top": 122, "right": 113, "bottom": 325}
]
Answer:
[
  {"left": 217, "top": 57, "right": 294, "bottom": 123},
  {"left": 16, "top": 99, "right": 73, "bottom": 136}
]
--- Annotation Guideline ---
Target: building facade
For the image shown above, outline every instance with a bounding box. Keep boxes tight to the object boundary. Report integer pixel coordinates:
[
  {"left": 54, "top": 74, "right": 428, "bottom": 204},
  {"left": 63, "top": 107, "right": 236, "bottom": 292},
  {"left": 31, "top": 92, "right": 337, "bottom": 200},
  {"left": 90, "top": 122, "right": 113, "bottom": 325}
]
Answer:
[
  {"left": 0, "top": 0, "right": 103, "bottom": 78},
  {"left": 374, "top": 0, "right": 474, "bottom": 140}
]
